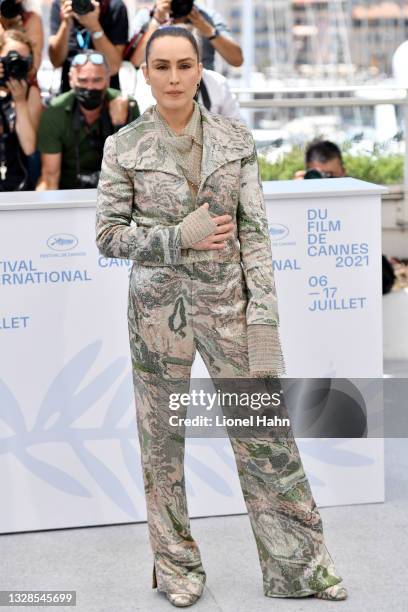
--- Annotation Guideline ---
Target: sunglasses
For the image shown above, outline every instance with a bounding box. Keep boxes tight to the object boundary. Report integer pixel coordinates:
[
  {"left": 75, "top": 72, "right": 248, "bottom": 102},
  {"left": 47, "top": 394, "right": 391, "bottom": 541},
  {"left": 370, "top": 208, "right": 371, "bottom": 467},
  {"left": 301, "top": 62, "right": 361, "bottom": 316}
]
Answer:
[{"left": 71, "top": 53, "right": 105, "bottom": 67}]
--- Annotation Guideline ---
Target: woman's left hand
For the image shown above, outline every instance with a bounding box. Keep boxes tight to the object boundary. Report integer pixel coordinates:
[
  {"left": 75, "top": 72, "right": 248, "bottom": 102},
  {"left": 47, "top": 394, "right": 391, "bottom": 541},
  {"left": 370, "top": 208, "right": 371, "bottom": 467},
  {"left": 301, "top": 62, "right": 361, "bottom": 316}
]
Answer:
[{"left": 8, "top": 78, "right": 28, "bottom": 103}]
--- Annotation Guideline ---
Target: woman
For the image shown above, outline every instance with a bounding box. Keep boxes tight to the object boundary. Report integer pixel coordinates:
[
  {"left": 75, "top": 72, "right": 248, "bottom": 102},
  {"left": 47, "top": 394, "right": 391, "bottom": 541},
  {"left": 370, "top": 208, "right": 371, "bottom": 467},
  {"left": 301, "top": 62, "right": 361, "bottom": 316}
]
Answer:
[
  {"left": 130, "top": 23, "right": 242, "bottom": 120},
  {"left": 0, "top": 0, "right": 44, "bottom": 74},
  {"left": 96, "top": 27, "right": 348, "bottom": 608},
  {"left": 0, "top": 29, "right": 42, "bottom": 191}
]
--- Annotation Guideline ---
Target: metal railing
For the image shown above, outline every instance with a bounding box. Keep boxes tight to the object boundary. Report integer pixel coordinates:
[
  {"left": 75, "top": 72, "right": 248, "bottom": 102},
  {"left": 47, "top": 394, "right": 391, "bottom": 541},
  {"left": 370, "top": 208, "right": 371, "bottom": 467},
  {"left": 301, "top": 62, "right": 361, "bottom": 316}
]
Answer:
[{"left": 230, "top": 85, "right": 408, "bottom": 228}]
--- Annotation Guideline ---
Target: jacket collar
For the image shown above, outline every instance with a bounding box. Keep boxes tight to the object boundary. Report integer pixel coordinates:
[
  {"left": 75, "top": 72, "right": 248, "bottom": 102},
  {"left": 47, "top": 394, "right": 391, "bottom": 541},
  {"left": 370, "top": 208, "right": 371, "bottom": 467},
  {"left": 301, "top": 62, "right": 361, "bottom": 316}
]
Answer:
[{"left": 115, "top": 103, "right": 253, "bottom": 184}]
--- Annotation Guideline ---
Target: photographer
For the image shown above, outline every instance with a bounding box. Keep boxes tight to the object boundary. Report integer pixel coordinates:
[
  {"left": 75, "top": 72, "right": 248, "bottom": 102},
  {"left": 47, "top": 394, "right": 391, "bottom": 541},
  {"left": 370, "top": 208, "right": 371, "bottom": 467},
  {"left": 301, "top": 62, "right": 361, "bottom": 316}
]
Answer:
[
  {"left": 49, "top": 0, "right": 128, "bottom": 93},
  {"left": 294, "top": 140, "right": 346, "bottom": 180},
  {"left": 36, "top": 50, "right": 139, "bottom": 190},
  {"left": 0, "top": 29, "right": 42, "bottom": 191},
  {"left": 0, "top": 0, "right": 44, "bottom": 74},
  {"left": 128, "top": 0, "right": 243, "bottom": 70}
]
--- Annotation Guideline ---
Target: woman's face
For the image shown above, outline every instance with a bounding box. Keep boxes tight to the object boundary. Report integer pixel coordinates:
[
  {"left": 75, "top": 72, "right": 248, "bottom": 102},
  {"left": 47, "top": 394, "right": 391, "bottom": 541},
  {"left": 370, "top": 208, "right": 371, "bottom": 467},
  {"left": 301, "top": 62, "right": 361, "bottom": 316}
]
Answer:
[{"left": 142, "top": 36, "right": 202, "bottom": 110}]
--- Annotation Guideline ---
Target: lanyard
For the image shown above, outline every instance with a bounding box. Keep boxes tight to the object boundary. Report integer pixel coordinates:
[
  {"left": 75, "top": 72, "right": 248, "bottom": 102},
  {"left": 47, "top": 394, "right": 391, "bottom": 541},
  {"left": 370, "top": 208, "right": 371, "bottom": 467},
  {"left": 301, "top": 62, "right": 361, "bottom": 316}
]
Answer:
[{"left": 77, "top": 29, "right": 91, "bottom": 50}]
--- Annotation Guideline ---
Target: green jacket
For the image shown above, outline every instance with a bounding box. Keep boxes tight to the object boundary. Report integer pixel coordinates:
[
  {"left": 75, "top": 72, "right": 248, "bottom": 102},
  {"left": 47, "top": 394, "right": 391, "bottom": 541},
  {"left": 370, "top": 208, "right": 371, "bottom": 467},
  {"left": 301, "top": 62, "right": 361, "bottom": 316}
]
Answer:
[{"left": 38, "top": 88, "right": 139, "bottom": 190}]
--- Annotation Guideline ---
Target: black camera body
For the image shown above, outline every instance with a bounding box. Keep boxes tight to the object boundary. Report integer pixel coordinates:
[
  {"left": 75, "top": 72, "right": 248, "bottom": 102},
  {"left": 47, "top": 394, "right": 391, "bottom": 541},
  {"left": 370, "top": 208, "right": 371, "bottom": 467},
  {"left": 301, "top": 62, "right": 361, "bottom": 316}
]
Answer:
[
  {"left": 0, "top": 0, "right": 22, "bottom": 20},
  {"left": 0, "top": 51, "right": 32, "bottom": 87},
  {"left": 170, "top": 0, "right": 194, "bottom": 19},
  {"left": 304, "top": 168, "right": 333, "bottom": 179},
  {"left": 72, "top": 0, "right": 94, "bottom": 16},
  {"left": 76, "top": 170, "right": 100, "bottom": 188}
]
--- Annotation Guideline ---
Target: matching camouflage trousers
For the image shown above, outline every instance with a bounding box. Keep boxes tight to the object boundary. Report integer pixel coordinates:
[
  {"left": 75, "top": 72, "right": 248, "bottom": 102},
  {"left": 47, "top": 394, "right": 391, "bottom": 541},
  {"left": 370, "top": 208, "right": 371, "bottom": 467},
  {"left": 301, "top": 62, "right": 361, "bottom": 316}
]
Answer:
[{"left": 127, "top": 260, "right": 343, "bottom": 598}]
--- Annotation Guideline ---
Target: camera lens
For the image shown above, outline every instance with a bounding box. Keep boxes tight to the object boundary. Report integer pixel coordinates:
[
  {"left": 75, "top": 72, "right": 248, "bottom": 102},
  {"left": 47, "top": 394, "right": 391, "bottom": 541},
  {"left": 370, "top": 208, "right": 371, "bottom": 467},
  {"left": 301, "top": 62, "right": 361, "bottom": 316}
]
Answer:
[
  {"left": 72, "top": 0, "right": 94, "bottom": 16},
  {"left": 304, "top": 169, "right": 324, "bottom": 180},
  {"left": 1, "top": 51, "right": 31, "bottom": 83},
  {"left": 170, "top": 0, "right": 194, "bottom": 19}
]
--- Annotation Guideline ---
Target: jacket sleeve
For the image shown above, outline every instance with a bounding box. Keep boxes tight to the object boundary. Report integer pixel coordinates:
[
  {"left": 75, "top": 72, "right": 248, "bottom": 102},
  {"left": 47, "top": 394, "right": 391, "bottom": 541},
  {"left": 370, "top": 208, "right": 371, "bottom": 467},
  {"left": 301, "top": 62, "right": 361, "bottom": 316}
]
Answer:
[
  {"left": 96, "top": 135, "right": 216, "bottom": 263},
  {"left": 237, "top": 133, "right": 286, "bottom": 376}
]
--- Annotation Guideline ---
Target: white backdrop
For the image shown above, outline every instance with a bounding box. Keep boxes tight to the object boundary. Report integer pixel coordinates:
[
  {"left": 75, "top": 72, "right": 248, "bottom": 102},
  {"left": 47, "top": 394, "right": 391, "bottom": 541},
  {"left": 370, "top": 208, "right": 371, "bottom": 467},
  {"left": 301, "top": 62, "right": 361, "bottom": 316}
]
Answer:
[{"left": 0, "top": 178, "right": 386, "bottom": 534}]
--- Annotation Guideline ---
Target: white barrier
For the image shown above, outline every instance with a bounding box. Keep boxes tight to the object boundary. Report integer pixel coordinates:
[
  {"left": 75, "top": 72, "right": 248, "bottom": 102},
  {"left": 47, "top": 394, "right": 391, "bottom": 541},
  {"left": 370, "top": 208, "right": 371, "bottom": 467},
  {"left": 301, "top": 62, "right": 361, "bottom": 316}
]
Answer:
[{"left": 0, "top": 178, "right": 386, "bottom": 534}]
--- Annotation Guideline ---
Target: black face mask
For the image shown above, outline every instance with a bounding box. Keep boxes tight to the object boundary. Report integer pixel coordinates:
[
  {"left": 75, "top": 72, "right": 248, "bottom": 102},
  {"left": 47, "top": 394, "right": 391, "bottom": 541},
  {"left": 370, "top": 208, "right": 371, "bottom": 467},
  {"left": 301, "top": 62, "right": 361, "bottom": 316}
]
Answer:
[{"left": 74, "top": 87, "right": 106, "bottom": 110}]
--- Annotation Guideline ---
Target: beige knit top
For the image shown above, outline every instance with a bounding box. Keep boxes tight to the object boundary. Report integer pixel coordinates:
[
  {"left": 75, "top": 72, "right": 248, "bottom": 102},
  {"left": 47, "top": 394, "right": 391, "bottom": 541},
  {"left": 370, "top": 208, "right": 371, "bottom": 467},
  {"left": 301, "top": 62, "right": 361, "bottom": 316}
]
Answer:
[
  {"left": 154, "top": 100, "right": 202, "bottom": 195},
  {"left": 154, "top": 101, "right": 217, "bottom": 248}
]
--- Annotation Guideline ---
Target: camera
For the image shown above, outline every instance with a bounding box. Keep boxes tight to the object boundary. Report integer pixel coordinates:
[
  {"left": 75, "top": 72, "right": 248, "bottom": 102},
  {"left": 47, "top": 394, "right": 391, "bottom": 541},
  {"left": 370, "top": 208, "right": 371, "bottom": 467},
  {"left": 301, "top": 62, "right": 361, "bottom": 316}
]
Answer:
[
  {"left": 304, "top": 168, "right": 334, "bottom": 179},
  {"left": 0, "top": 51, "right": 32, "bottom": 86},
  {"left": 170, "top": 0, "right": 194, "bottom": 19},
  {"left": 72, "top": 0, "right": 94, "bottom": 16},
  {"left": 76, "top": 171, "right": 100, "bottom": 188},
  {"left": 0, "top": 0, "right": 22, "bottom": 20}
]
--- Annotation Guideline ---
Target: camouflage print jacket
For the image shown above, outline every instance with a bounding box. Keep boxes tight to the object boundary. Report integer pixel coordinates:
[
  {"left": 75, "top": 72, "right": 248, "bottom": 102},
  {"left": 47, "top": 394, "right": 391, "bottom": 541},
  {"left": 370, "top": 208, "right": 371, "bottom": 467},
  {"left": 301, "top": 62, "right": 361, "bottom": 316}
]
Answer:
[{"left": 96, "top": 104, "right": 285, "bottom": 376}]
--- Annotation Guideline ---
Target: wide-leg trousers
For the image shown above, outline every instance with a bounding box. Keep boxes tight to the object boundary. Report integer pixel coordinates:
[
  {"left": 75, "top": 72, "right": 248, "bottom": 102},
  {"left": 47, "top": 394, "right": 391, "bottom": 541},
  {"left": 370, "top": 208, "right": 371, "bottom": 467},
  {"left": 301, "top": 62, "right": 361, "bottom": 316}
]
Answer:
[{"left": 127, "top": 261, "right": 343, "bottom": 598}]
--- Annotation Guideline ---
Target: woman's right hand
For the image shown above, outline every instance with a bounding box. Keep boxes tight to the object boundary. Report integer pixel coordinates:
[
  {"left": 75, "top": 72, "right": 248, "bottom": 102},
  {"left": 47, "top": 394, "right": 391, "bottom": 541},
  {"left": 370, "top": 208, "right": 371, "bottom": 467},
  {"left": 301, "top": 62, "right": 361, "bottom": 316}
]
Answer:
[{"left": 191, "top": 203, "right": 235, "bottom": 251}]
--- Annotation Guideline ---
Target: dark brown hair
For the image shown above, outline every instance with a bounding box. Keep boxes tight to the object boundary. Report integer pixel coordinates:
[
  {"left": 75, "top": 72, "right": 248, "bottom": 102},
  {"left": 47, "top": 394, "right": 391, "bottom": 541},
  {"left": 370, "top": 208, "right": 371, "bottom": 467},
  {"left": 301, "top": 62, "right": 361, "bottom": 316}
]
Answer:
[
  {"left": 305, "top": 140, "right": 343, "bottom": 166},
  {"left": 145, "top": 26, "right": 200, "bottom": 65}
]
